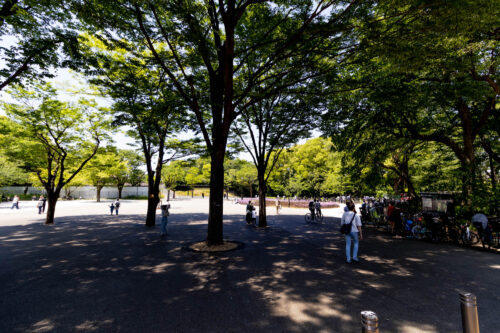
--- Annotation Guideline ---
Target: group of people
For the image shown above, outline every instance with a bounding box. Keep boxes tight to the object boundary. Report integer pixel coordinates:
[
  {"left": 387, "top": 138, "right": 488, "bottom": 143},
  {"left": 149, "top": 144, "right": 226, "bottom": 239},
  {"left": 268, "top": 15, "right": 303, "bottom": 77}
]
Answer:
[
  {"left": 7, "top": 194, "right": 46, "bottom": 213},
  {"left": 246, "top": 201, "right": 257, "bottom": 225},
  {"left": 308, "top": 199, "right": 322, "bottom": 219},
  {"left": 108, "top": 199, "right": 121, "bottom": 215}
]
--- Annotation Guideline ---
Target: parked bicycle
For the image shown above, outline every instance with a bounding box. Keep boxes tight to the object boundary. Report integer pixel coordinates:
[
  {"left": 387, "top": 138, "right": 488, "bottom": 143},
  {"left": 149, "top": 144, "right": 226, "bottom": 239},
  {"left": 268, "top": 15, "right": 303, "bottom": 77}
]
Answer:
[
  {"left": 411, "top": 213, "right": 432, "bottom": 240},
  {"left": 454, "top": 223, "right": 480, "bottom": 246}
]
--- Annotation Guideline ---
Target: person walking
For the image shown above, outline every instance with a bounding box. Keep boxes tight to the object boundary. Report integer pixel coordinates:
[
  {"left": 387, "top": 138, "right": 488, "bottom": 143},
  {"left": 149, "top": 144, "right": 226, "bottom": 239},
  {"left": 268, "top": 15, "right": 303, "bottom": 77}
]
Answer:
[
  {"left": 276, "top": 198, "right": 281, "bottom": 215},
  {"left": 37, "top": 195, "right": 46, "bottom": 214},
  {"left": 109, "top": 202, "right": 115, "bottom": 215},
  {"left": 11, "top": 195, "right": 20, "bottom": 210},
  {"left": 114, "top": 199, "right": 121, "bottom": 215},
  {"left": 341, "top": 201, "right": 363, "bottom": 263}
]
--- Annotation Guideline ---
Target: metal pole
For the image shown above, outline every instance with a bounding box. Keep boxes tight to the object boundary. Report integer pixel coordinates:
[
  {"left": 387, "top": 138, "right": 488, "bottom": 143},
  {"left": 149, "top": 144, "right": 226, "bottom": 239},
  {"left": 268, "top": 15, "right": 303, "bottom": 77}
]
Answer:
[
  {"left": 361, "top": 311, "right": 379, "bottom": 333},
  {"left": 459, "top": 292, "right": 480, "bottom": 333}
]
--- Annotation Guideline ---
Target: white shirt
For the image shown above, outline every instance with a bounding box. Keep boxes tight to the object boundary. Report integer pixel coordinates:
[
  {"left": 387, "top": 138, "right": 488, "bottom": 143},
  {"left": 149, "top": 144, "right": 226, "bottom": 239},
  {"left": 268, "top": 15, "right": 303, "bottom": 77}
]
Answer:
[{"left": 341, "top": 211, "right": 362, "bottom": 233}]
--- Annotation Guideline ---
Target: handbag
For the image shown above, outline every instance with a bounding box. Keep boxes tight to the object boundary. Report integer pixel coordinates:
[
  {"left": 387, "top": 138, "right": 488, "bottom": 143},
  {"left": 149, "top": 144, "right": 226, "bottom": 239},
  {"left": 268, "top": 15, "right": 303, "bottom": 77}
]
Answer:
[{"left": 340, "top": 212, "right": 356, "bottom": 235}]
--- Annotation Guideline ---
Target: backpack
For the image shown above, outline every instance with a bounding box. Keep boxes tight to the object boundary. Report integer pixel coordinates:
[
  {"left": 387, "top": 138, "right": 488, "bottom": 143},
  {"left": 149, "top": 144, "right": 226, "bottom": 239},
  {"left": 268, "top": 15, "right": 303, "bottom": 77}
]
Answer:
[{"left": 309, "top": 201, "right": 314, "bottom": 209}]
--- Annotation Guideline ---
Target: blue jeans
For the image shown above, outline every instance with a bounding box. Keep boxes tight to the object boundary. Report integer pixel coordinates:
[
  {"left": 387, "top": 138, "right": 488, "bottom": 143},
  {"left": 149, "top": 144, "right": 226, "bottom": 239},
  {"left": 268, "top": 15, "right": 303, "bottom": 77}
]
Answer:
[
  {"left": 160, "top": 216, "right": 168, "bottom": 235},
  {"left": 345, "top": 232, "right": 359, "bottom": 262}
]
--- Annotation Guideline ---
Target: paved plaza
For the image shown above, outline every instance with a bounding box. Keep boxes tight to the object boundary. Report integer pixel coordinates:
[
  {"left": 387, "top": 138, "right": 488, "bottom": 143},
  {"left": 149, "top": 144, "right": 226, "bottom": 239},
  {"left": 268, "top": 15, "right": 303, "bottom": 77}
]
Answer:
[{"left": 0, "top": 199, "right": 499, "bottom": 332}]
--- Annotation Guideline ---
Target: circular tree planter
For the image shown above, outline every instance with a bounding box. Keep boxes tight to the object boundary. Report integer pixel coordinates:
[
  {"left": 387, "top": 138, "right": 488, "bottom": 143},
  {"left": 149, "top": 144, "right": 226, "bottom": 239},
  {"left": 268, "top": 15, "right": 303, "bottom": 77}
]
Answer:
[{"left": 186, "top": 240, "right": 244, "bottom": 253}]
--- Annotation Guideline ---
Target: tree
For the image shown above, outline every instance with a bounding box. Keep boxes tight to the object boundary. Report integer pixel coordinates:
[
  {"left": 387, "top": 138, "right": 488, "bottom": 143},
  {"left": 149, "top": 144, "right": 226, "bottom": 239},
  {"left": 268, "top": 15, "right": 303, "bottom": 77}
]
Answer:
[
  {"left": 162, "top": 160, "right": 187, "bottom": 200},
  {"left": 0, "top": 0, "right": 82, "bottom": 91},
  {"left": 185, "top": 158, "right": 211, "bottom": 197},
  {"left": 322, "top": 0, "right": 499, "bottom": 211},
  {"left": 234, "top": 94, "right": 317, "bottom": 227},
  {"left": 1, "top": 83, "right": 107, "bottom": 224},
  {"left": 0, "top": 154, "right": 29, "bottom": 186},
  {"left": 73, "top": 0, "right": 368, "bottom": 244},
  {"left": 81, "top": 36, "right": 196, "bottom": 227},
  {"left": 111, "top": 149, "right": 145, "bottom": 198},
  {"left": 82, "top": 148, "right": 125, "bottom": 202}
]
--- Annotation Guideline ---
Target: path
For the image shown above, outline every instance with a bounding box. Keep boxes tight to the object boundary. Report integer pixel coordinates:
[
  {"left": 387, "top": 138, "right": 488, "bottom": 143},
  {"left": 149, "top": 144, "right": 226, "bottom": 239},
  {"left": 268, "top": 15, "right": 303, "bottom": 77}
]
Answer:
[{"left": 0, "top": 199, "right": 498, "bottom": 332}]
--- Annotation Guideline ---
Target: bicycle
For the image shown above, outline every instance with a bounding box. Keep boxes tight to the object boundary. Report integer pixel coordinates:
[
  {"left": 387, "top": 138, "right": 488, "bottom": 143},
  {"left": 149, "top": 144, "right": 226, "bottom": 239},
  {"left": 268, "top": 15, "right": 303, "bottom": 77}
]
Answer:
[
  {"left": 411, "top": 214, "right": 431, "bottom": 240},
  {"left": 305, "top": 211, "right": 323, "bottom": 223}
]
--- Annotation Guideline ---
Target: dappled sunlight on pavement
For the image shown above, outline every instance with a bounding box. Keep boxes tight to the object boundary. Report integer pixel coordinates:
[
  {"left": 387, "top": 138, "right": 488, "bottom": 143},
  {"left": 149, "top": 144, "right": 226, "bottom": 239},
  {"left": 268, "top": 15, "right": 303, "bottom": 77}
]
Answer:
[{"left": 0, "top": 199, "right": 498, "bottom": 332}]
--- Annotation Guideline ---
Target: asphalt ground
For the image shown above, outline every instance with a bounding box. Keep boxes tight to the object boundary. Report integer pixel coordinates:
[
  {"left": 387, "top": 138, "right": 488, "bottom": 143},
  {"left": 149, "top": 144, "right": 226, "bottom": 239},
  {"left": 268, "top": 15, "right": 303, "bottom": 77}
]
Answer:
[{"left": 0, "top": 199, "right": 499, "bottom": 332}]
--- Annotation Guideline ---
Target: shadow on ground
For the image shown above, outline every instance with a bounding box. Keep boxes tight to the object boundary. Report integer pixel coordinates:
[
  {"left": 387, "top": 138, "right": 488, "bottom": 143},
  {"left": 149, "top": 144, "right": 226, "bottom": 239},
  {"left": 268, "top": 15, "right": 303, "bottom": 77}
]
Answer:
[{"left": 0, "top": 212, "right": 499, "bottom": 332}]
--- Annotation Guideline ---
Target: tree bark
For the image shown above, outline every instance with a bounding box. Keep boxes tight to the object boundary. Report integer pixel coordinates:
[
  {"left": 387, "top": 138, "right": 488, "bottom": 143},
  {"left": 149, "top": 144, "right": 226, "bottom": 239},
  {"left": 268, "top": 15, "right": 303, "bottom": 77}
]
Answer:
[
  {"left": 488, "top": 153, "right": 498, "bottom": 214},
  {"left": 146, "top": 193, "right": 159, "bottom": 227},
  {"left": 145, "top": 170, "right": 161, "bottom": 227},
  {"left": 45, "top": 191, "right": 59, "bottom": 225},
  {"left": 258, "top": 171, "right": 267, "bottom": 227},
  {"left": 96, "top": 184, "right": 103, "bottom": 202},
  {"left": 207, "top": 146, "right": 225, "bottom": 245},
  {"left": 118, "top": 184, "right": 124, "bottom": 199}
]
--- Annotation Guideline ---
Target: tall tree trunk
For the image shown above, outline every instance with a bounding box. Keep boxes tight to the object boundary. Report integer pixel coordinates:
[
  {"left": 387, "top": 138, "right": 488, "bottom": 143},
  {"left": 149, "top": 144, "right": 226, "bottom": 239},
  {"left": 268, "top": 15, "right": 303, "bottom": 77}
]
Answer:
[
  {"left": 145, "top": 172, "right": 161, "bottom": 226},
  {"left": 207, "top": 146, "right": 225, "bottom": 245},
  {"left": 45, "top": 191, "right": 59, "bottom": 225},
  {"left": 23, "top": 185, "right": 29, "bottom": 195},
  {"left": 146, "top": 193, "right": 159, "bottom": 227},
  {"left": 167, "top": 189, "right": 170, "bottom": 201},
  {"left": 96, "top": 184, "right": 103, "bottom": 202},
  {"left": 118, "top": 184, "right": 124, "bottom": 199},
  {"left": 258, "top": 171, "right": 267, "bottom": 227},
  {"left": 488, "top": 153, "right": 498, "bottom": 214}
]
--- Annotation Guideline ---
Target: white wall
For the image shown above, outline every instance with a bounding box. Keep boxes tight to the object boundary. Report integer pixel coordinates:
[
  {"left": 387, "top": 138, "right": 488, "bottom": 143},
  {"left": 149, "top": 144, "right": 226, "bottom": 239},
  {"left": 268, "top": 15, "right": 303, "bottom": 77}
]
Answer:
[{"left": 0, "top": 186, "right": 149, "bottom": 199}]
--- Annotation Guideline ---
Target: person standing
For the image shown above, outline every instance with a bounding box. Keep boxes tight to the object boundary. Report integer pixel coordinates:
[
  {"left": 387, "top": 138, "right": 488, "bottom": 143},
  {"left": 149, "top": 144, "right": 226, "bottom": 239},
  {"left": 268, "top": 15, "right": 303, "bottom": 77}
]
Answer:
[
  {"left": 114, "top": 199, "right": 121, "bottom": 215},
  {"left": 315, "top": 199, "right": 322, "bottom": 218},
  {"left": 246, "top": 201, "right": 256, "bottom": 225},
  {"left": 109, "top": 202, "right": 115, "bottom": 215},
  {"left": 37, "top": 195, "right": 46, "bottom": 214},
  {"left": 160, "top": 202, "right": 170, "bottom": 237},
  {"left": 41, "top": 195, "right": 47, "bottom": 213},
  {"left": 387, "top": 201, "right": 395, "bottom": 234},
  {"left": 276, "top": 198, "right": 281, "bottom": 215},
  {"left": 341, "top": 201, "right": 363, "bottom": 263},
  {"left": 11, "top": 195, "right": 20, "bottom": 210}
]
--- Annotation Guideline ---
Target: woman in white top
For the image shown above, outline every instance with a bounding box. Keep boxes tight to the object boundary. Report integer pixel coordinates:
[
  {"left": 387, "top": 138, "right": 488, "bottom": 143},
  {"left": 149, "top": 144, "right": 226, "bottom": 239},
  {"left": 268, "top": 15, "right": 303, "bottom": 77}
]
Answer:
[{"left": 341, "top": 201, "right": 363, "bottom": 263}]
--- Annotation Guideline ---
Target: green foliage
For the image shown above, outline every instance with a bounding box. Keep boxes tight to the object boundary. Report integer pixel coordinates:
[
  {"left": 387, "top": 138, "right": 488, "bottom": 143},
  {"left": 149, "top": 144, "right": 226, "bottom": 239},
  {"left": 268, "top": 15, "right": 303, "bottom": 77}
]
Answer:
[
  {"left": 321, "top": 0, "right": 499, "bottom": 211},
  {"left": 80, "top": 148, "right": 122, "bottom": 188},
  {"left": 0, "top": 154, "right": 29, "bottom": 186},
  {"left": 1, "top": 83, "right": 109, "bottom": 192},
  {"left": 0, "top": 0, "right": 83, "bottom": 90}
]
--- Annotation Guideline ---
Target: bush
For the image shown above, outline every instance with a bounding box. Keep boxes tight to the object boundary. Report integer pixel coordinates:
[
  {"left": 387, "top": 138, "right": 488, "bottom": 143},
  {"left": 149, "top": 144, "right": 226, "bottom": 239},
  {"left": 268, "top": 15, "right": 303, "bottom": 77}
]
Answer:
[{"left": 237, "top": 197, "right": 339, "bottom": 209}]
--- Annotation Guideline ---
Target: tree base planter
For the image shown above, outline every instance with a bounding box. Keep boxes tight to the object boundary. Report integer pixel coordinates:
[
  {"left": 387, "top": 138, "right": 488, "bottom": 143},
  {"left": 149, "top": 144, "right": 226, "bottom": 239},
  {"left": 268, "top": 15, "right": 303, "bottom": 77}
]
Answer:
[{"left": 186, "top": 241, "right": 243, "bottom": 253}]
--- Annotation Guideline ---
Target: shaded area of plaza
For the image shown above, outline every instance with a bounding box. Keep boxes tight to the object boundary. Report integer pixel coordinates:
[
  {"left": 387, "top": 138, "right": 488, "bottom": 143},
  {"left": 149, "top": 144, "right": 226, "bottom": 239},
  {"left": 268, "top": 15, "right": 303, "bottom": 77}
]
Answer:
[{"left": 0, "top": 199, "right": 499, "bottom": 332}]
